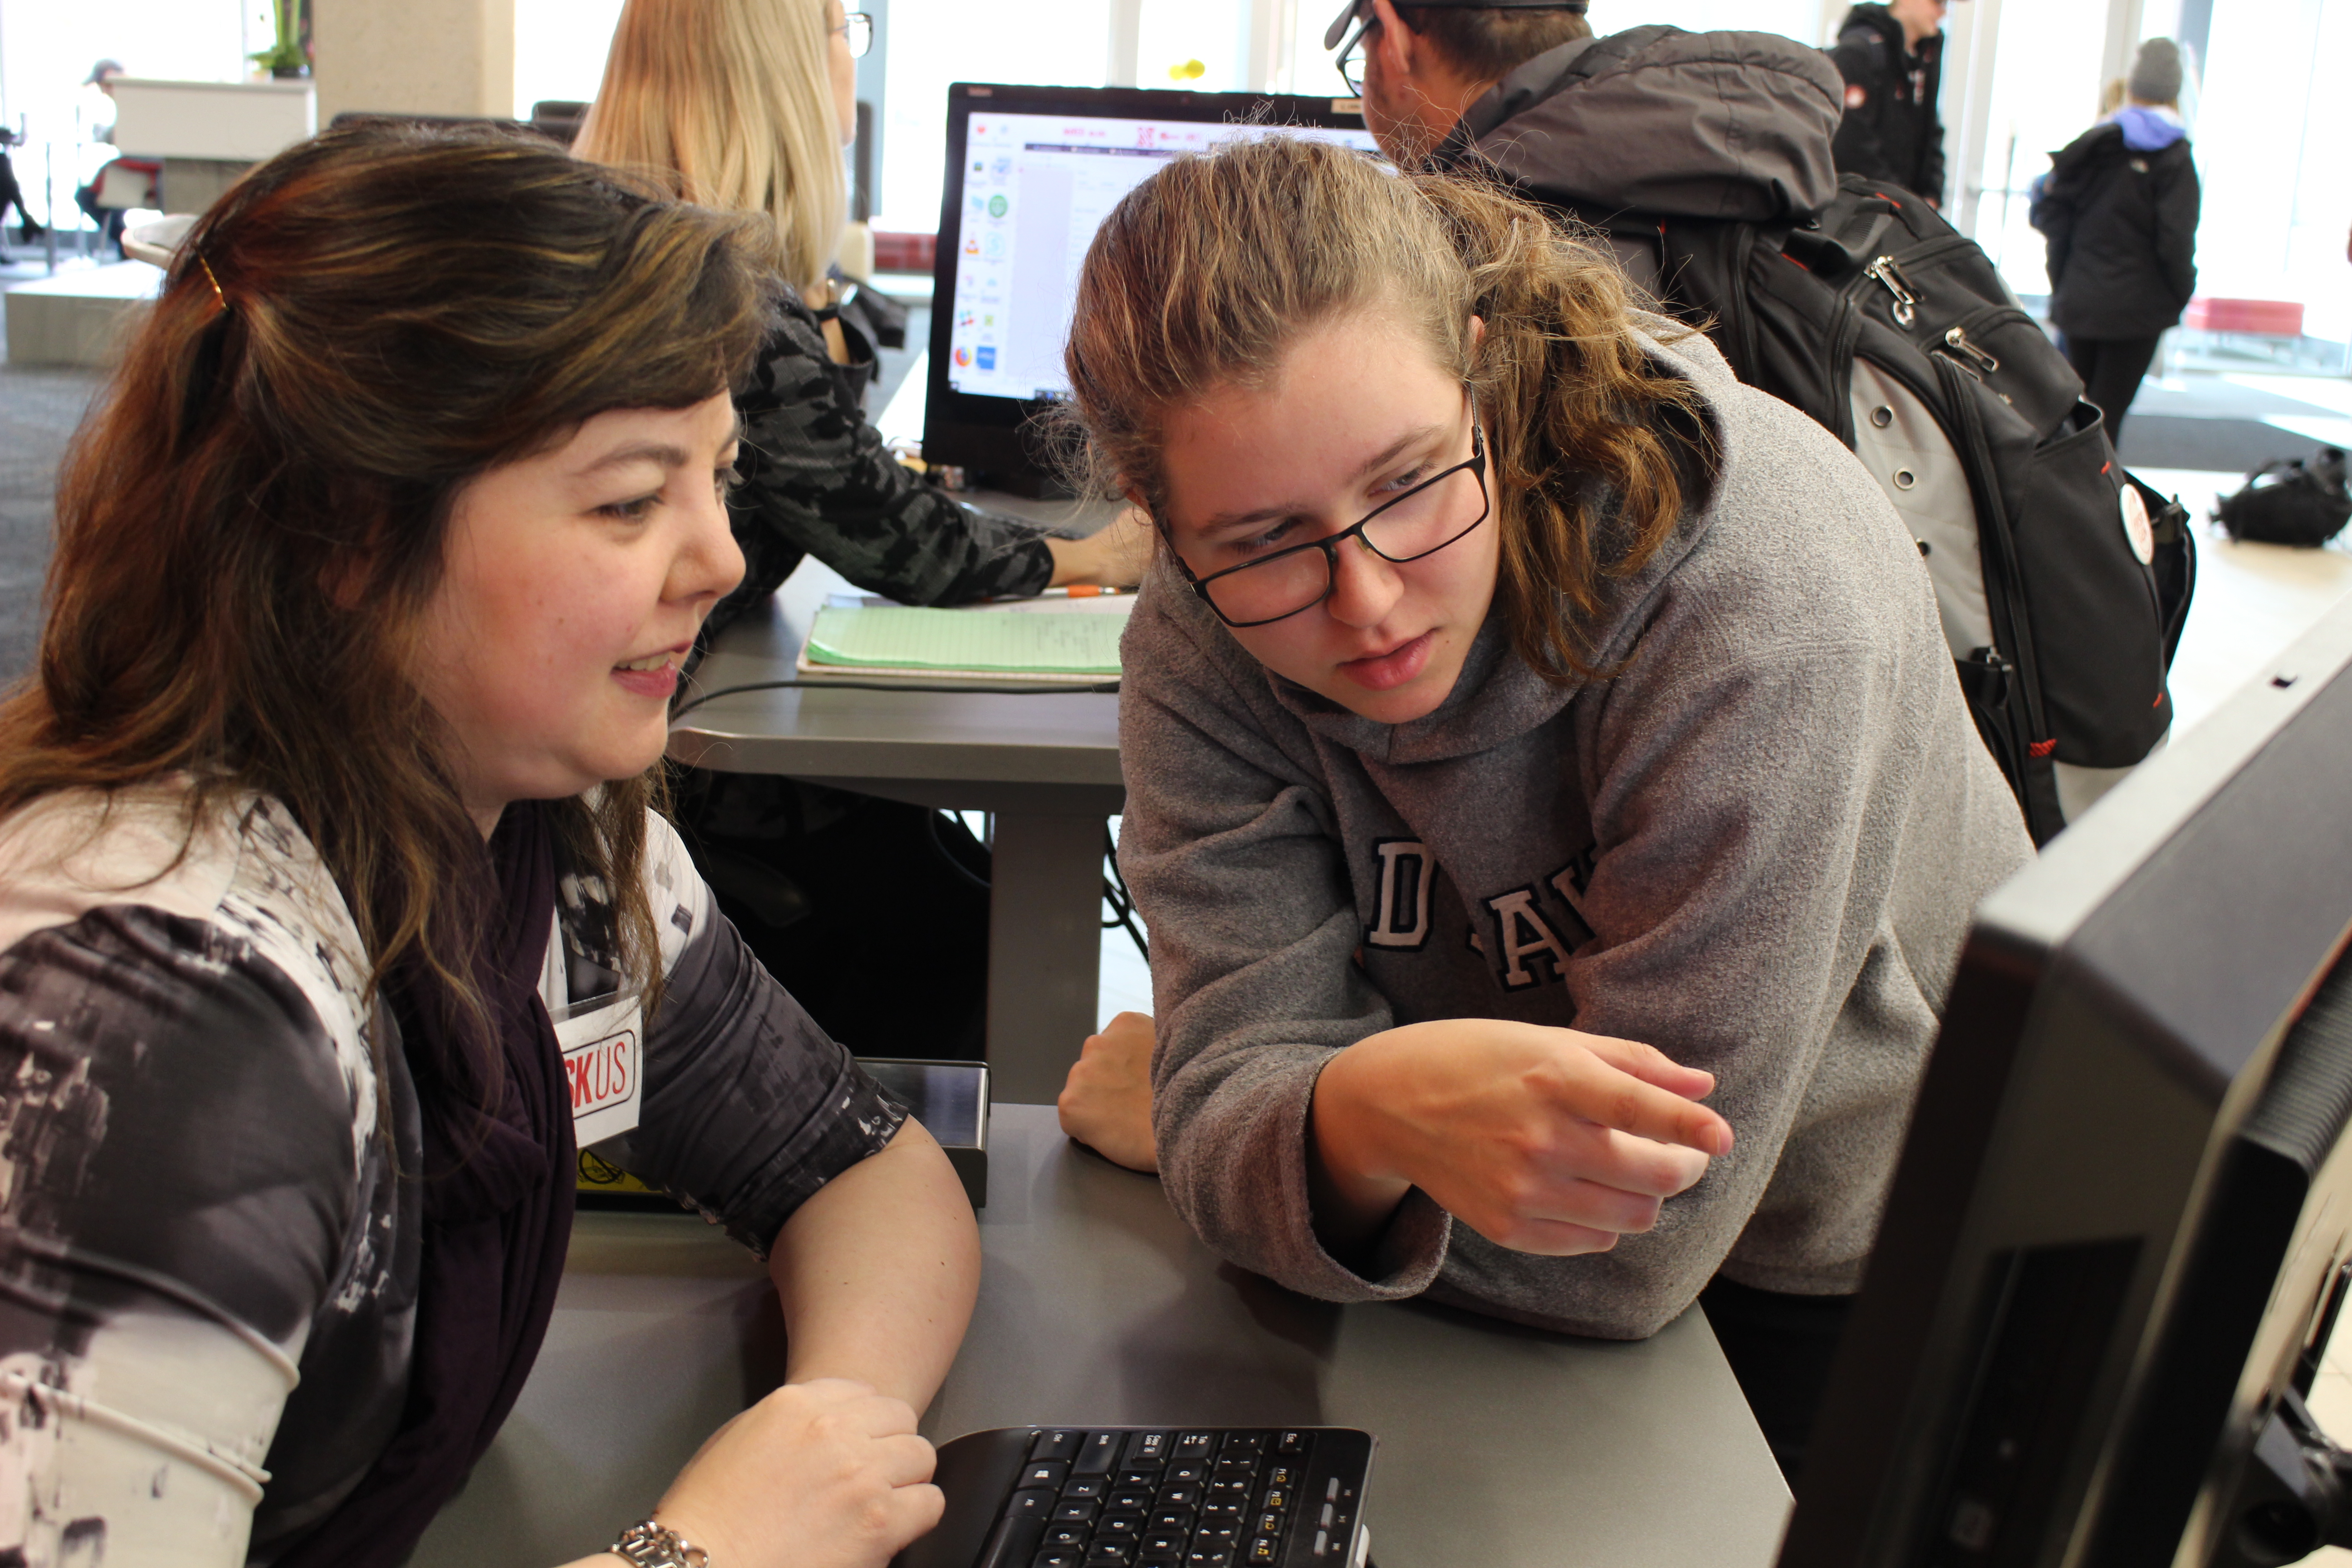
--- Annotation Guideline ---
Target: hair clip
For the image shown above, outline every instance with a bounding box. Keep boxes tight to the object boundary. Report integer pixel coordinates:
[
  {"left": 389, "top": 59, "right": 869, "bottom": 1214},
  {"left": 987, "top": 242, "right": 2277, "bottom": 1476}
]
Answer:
[{"left": 196, "top": 252, "right": 229, "bottom": 312}]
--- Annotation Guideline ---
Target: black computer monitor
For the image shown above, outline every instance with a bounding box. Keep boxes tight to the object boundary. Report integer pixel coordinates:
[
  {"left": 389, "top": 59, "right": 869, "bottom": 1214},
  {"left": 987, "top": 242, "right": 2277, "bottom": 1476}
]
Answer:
[
  {"left": 1783, "top": 598, "right": 2352, "bottom": 1568},
  {"left": 921, "top": 82, "right": 1383, "bottom": 494}
]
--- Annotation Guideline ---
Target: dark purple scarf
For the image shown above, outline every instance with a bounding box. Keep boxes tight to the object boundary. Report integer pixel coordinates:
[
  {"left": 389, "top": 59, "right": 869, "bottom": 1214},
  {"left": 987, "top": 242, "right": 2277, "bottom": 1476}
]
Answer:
[{"left": 279, "top": 800, "right": 577, "bottom": 1568}]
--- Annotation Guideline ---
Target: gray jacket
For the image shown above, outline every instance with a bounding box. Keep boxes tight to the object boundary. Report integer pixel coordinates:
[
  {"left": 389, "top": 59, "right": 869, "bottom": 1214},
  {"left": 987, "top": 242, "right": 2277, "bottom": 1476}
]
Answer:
[
  {"left": 1436, "top": 26, "right": 1845, "bottom": 227},
  {"left": 1117, "top": 322, "right": 2032, "bottom": 1339}
]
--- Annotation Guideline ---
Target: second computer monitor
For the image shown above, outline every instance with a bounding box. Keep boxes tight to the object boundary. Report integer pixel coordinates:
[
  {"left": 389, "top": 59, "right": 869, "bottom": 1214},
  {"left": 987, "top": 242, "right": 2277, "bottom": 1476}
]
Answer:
[{"left": 923, "top": 82, "right": 1382, "bottom": 493}]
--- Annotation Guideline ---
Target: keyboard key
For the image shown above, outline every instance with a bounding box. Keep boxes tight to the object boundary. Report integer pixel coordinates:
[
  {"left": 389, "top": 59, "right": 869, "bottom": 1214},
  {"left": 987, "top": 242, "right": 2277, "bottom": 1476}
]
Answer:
[
  {"left": 1255, "top": 1512, "right": 1281, "bottom": 1536},
  {"left": 1264, "top": 1466, "right": 1300, "bottom": 1491},
  {"left": 1140, "top": 1531, "right": 1187, "bottom": 1555},
  {"left": 1194, "top": 1521, "right": 1240, "bottom": 1549},
  {"left": 1157, "top": 1485, "right": 1200, "bottom": 1510},
  {"left": 1200, "top": 1498, "right": 1247, "bottom": 1520},
  {"left": 1044, "top": 1524, "right": 1090, "bottom": 1549},
  {"left": 1175, "top": 1432, "right": 1217, "bottom": 1459},
  {"left": 1248, "top": 1539, "right": 1280, "bottom": 1564},
  {"left": 1007, "top": 1489, "right": 1058, "bottom": 1519},
  {"left": 1260, "top": 1490, "right": 1289, "bottom": 1514},
  {"left": 1165, "top": 1461, "right": 1210, "bottom": 1486},
  {"left": 1053, "top": 1499, "right": 1102, "bottom": 1524},
  {"left": 1083, "top": 1545, "right": 1134, "bottom": 1566},
  {"left": 1136, "top": 1558, "right": 1182, "bottom": 1568},
  {"left": 1151, "top": 1509, "right": 1196, "bottom": 1534},
  {"left": 1031, "top": 1430, "right": 1085, "bottom": 1463},
  {"left": 1074, "top": 1432, "right": 1124, "bottom": 1475},
  {"left": 1098, "top": 1512, "right": 1147, "bottom": 1539},
  {"left": 1214, "top": 1458, "right": 1259, "bottom": 1478},
  {"left": 1221, "top": 1433, "right": 1268, "bottom": 1458},
  {"left": 1063, "top": 1477, "right": 1108, "bottom": 1501},
  {"left": 1107, "top": 1489, "right": 1156, "bottom": 1513},
  {"left": 1185, "top": 1550, "right": 1234, "bottom": 1568},
  {"left": 1034, "top": 1553, "right": 1085, "bottom": 1568},
  {"left": 1277, "top": 1431, "right": 1308, "bottom": 1455},
  {"left": 1122, "top": 1431, "right": 1172, "bottom": 1470},
  {"left": 1024, "top": 1462, "right": 1072, "bottom": 1491},
  {"left": 1118, "top": 1471, "right": 1163, "bottom": 1492}
]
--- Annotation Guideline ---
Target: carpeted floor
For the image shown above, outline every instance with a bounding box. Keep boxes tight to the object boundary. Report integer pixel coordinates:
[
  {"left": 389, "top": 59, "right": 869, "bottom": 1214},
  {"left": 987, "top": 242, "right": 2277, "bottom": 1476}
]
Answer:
[{"left": 0, "top": 356, "right": 102, "bottom": 687}]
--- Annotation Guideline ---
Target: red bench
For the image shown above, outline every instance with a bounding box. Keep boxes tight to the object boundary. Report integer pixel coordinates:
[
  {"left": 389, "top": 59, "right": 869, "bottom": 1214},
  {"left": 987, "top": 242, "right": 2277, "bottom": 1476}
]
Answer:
[{"left": 2182, "top": 298, "right": 2306, "bottom": 337}]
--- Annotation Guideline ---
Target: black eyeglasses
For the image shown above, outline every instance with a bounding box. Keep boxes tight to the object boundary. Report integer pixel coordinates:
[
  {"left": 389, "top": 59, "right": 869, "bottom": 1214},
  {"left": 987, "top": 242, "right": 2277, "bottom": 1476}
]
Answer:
[
  {"left": 1335, "top": 33, "right": 1367, "bottom": 97},
  {"left": 1165, "top": 411, "right": 1490, "bottom": 629},
  {"left": 837, "top": 10, "right": 873, "bottom": 58}
]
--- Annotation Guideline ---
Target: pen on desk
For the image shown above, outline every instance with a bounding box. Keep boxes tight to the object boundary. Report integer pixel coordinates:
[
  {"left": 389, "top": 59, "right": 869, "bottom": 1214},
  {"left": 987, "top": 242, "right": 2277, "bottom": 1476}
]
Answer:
[{"left": 1034, "top": 584, "right": 1135, "bottom": 598}]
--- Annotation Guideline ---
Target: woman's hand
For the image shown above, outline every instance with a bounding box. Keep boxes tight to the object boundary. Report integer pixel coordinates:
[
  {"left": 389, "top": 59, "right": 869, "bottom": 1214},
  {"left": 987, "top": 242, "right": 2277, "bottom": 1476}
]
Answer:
[
  {"left": 1045, "top": 507, "right": 1153, "bottom": 588},
  {"left": 642, "top": 1378, "right": 942, "bottom": 1568},
  {"left": 1308, "top": 1019, "right": 1733, "bottom": 1258},
  {"left": 1058, "top": 1011, "right": 1159, "bottom": 1172}
]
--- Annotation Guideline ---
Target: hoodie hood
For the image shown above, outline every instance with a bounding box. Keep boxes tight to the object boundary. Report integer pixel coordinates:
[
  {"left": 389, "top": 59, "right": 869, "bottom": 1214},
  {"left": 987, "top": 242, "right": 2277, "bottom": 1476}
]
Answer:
[
  {"left": 1439, "top": 26, "right": 1845, "bottom": 223},
  {"left": 2112, "top": 103, "right": 2186, "bottom": 151},
  {"left": 1245, "top": 316, "right": 1737, "bottom": 767}
]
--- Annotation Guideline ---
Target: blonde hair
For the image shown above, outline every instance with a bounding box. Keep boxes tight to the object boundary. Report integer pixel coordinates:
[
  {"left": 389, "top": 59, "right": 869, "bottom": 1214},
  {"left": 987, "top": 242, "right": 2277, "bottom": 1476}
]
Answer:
[
  {"left": 2099, "top": 76, "right": 2128, "bottom": 117},
  {"left": 576, "top": 0, "right": 845, "bottom": 293},
  {"left": 1062, "top": 137, "right": 1715, "bottom": 682}
]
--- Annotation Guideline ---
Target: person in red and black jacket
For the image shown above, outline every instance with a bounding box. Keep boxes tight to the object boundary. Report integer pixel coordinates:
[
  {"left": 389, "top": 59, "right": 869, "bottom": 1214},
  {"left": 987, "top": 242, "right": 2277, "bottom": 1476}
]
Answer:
[{"left": 1828, "top": 0, "right": 1954, "bottom": 206}]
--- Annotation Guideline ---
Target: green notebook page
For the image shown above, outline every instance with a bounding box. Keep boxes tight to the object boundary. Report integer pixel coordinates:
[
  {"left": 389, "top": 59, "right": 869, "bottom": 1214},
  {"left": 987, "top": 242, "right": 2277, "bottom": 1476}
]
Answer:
[{"left": 803, "top": 605, "right": 1126, "bottom": 675}]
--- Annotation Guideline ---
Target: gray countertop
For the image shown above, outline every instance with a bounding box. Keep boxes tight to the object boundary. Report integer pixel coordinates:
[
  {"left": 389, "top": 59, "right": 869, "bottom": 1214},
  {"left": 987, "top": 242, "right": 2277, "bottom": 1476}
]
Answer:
[{"left": 413, "top": 1105, "right": 1788, "bottom": 1568}]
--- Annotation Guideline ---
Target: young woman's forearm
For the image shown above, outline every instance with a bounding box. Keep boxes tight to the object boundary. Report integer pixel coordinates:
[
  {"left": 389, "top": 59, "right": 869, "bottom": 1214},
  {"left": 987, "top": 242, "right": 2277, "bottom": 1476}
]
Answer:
[
  {"left": 1306, "top": 1045, "right": 1417, "bottom": 1252},
  {"left": 766, "top": 1118, "right": 981, "bottom": 1412}
]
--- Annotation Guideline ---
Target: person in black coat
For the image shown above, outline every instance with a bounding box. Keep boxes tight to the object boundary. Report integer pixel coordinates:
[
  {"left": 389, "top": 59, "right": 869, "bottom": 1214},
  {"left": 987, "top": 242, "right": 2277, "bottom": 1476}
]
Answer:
[
  {"left": 1829, "top": 0, "right": 1952, "bottom": 203},
  {"left": 2031, "top": 37, "right": 2200, "bottom": 443}
]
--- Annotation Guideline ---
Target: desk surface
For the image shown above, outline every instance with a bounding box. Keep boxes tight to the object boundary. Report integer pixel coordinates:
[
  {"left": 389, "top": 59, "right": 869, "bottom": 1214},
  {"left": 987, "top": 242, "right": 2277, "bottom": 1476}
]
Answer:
[{"left": 413, "top": 1106, "right": 1789, "bottom": 1568}]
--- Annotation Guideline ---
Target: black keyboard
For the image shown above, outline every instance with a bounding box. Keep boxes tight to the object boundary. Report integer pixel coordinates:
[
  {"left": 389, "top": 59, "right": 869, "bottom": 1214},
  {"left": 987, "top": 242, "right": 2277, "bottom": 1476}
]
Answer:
[{"left": 891, "top": 1425, "right": 1376, "bottom": 1568}]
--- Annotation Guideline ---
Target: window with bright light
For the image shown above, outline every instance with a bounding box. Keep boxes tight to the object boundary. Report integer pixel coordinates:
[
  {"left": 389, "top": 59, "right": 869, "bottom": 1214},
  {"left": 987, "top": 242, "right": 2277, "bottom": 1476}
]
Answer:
[
  {"left": 514, "top": 0, "right": 628, "bottom": 115},
  {"left": 0, "top": 0, "right": 279, "bottom": 227},
  {"left": 877, "top": 0, "right": 1112, "bottom": 230}
]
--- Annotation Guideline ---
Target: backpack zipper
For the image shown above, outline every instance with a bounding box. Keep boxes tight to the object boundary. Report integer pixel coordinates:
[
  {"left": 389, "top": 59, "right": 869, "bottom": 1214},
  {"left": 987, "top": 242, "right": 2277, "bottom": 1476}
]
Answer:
[
  {"left": 1936, "top": 324, "right": 2000, "bottom": 382},
  {"left": 1863, "top": 255, "right": 1919, "bottom": 327}
]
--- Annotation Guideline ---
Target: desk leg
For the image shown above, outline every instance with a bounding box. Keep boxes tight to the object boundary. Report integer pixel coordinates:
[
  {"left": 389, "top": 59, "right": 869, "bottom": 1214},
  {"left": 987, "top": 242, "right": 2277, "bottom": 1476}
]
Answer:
[{"left": 986, "top": 811, "right": 1106, "bottom": 1104}]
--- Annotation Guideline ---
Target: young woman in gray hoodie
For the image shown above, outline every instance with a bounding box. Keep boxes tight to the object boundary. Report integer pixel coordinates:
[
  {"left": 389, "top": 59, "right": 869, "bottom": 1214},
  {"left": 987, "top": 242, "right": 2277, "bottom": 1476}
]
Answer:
[{"left": 1057, "top": 136, "right": 2032, "bottom": 1475}]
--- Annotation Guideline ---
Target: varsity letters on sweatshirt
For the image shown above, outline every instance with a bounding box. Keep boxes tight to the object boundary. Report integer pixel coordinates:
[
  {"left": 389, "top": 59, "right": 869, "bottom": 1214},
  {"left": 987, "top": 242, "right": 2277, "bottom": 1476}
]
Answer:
[{"left": 1116, "top": 322, "right": 2034, "bottom": 1340}]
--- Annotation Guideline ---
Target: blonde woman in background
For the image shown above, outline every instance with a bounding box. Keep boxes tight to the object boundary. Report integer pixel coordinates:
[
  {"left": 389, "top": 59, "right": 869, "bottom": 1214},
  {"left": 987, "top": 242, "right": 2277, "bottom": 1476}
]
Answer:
[{"left": 578, "top": 0, "right": 1148, "bottom": 1058}]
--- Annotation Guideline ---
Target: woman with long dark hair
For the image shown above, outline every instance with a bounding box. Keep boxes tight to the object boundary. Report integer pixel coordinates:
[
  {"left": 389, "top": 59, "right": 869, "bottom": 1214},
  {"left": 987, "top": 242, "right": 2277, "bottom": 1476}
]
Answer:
[
  {"left": 1056, "top": 137, "right": 2031, "bottom": 1479},
  {"left": 0, "top": 121, "right": 975, "bottom": 1568}
]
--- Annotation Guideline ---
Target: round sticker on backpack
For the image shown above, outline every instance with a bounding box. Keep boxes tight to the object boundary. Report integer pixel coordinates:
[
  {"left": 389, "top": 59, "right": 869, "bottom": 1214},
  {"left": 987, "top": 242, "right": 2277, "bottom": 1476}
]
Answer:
[{"left": 2120, "top": 485, "right": 2155, "bottom": 566}]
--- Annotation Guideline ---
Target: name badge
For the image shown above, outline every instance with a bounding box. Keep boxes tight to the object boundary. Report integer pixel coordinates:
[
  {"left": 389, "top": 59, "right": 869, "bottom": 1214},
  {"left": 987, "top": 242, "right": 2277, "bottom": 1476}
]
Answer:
[{"left": 553, "top": 992, "right": 644, "bottom": 1147}]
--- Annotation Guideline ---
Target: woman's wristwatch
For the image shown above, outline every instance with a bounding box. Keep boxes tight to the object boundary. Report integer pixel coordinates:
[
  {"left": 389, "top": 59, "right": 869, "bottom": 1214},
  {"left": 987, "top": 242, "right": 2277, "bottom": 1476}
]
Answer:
[
  {"left": 811, "top": 274, "right": 860, "bottom": 324},
  {"left": 610, "top": 1517, "right": 711, "bottom": 1568}
]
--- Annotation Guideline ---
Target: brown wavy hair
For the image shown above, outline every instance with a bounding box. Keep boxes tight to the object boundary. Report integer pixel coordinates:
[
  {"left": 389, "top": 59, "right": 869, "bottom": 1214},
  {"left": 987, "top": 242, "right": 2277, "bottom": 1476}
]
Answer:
[
  {"left": 0, "top": 120, "right": 779, "bottom": 1098},
  {"left": 1060, "top": 134, "right": 1715, "bottom": 681}
]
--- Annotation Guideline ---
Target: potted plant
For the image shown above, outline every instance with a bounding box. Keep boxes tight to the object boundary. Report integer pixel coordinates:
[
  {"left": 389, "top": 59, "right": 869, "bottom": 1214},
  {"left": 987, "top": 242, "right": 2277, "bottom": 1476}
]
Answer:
[{"left": 252, "top": 0, "right": 310, "bottom": 79}]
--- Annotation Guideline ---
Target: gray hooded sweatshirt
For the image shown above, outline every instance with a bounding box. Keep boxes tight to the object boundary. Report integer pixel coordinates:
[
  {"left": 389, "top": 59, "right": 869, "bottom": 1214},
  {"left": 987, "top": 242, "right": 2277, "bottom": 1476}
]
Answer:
[{"left": 1116, "top": 322, "right": 2032, "bottom": 1340}]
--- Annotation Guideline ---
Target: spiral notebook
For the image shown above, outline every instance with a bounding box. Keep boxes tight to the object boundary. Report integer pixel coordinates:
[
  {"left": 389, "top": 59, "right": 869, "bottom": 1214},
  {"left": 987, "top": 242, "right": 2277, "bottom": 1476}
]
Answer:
[{"left": 794, "top": 603, "right": 1127, "bottom": 685}]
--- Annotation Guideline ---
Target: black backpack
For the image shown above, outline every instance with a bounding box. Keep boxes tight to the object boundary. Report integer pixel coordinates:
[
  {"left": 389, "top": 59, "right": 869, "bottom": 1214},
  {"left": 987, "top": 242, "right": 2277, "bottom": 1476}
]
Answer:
[
  {"left": 2215, "top": 449, "right": 2352, "bottom": 548},
  {"left": 1519, "top": 26, "right": 2195, "bottom": 843}
]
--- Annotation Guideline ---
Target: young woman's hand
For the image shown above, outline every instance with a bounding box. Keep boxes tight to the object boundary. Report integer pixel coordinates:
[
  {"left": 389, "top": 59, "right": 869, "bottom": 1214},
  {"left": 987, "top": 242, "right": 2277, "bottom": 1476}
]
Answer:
[
  {"left": 1308, "top": 1019, "right": 1733, "bottom": 1258},
  {"left": 1058, "top": 1010, "right": 1160, "bottom": 1172},
  {"left": 1045, "top": 506, "right": 1153, "bottom": 588},
  {"left": 640, "top": 1377, "right": 943, "bottom": 1568}
]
